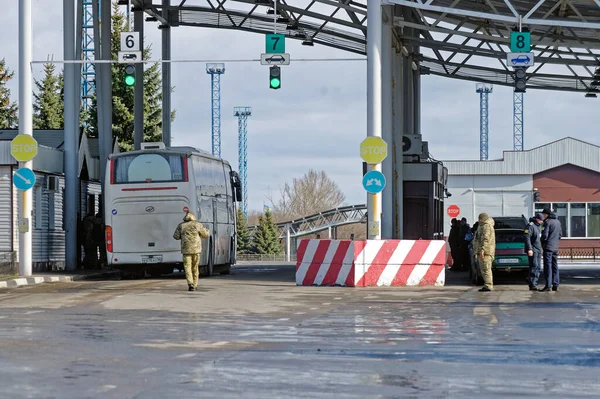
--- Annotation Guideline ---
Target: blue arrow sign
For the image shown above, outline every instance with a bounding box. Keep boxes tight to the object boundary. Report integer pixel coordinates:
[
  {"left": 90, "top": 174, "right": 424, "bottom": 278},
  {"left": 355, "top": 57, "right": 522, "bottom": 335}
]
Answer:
[
  {"left": 13, "top": 167, "right": 36, "bottom": 191},
  {"left": 362, "top": 170, "right": 386, "bottom": 194}
]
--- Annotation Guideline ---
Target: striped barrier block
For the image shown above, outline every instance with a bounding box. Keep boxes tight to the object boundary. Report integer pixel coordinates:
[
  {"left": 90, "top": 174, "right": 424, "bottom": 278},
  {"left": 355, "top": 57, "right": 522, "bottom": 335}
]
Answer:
[{"left": 296, "top": 239, "right": 446, "bottom": 287}]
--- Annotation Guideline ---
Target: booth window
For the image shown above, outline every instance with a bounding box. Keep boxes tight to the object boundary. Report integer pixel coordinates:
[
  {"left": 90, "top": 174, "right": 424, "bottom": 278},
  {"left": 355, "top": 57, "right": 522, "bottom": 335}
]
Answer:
[
  {"left": 535, "top": 202, "right": 600, "bottom": 238},
  {"left": 588, "top": 204, "right": 600, "bottom": 238}
]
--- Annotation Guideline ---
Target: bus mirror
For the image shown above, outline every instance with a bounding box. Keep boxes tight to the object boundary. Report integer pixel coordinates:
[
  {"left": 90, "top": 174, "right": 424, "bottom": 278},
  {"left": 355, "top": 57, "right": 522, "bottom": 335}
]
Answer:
[{"left": 235, "top": 187, "right": 242, "bottom": 202}]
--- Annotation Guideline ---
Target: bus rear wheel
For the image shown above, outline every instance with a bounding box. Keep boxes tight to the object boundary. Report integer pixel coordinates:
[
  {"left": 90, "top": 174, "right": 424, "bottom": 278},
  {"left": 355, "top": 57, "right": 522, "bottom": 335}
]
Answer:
[{"left": 200, "top": 243, "right": 214, "bottom": 277}]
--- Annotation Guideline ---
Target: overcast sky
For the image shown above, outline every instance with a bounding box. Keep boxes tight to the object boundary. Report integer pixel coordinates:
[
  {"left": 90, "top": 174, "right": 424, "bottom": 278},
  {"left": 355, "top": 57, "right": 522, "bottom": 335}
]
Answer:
[{"left": 2, "top": 1, "right": 600, "bottom": 214}]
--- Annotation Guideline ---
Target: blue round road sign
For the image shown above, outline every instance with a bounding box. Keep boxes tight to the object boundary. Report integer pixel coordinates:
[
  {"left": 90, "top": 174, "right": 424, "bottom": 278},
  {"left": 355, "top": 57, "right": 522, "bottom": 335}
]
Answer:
[
  {"left": 13, "top": 167, "right": 36, "bottom": 191},
  {"left": 362, "top": 170, "right": 386, "bottom": 194}
]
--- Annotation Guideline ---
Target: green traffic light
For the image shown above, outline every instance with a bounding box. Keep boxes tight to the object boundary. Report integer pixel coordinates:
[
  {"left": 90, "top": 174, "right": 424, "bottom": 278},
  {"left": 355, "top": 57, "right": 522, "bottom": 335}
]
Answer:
[
  {"left": 270, "top": 78, "right": 280, "bottom": 88},
  {"left": 125, "top": 75, "right": 136, "bottom": 86}
]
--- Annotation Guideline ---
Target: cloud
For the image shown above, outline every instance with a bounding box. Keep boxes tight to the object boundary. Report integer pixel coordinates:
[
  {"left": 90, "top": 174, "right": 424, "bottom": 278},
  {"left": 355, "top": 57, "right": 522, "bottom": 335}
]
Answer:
[{"left": 2, "top": 1, "right": 600, "bottom": 214}]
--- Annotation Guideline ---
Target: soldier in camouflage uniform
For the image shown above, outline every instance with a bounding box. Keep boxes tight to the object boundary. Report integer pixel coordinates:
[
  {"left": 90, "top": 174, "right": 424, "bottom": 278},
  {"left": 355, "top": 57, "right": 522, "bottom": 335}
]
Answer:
[
  {"left": 173, "top": 211, "right": 210, "bottom": 291},
  {"left": 473, "top": 212, "right": 496, "bottom": 292}
]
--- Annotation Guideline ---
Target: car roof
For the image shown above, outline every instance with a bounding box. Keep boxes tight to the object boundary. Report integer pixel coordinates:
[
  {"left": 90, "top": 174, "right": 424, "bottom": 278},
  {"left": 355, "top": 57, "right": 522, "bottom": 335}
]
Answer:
[{"left": 492, "top": 216, "right": 528, "bottom": 229}]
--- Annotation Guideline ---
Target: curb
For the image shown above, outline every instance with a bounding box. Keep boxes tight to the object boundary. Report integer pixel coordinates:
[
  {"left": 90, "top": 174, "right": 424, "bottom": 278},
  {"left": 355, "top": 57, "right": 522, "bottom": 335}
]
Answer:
[{"left": 0, "top": 269, "right": 121, "bottom": 289}]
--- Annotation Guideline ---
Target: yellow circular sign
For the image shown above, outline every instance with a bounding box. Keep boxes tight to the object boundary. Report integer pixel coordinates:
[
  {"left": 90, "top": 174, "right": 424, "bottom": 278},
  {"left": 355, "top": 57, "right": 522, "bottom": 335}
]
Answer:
[
  {"left": 11, "top": 135, "right": 38, "bottom": 162},
  {"left": 360, "top": 137, "right": 387, "bottom": 164}
]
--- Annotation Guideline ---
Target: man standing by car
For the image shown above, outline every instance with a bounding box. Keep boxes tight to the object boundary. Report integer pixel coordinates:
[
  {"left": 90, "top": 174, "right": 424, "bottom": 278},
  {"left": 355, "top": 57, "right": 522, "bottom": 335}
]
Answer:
[
  {"left": 525, "top": 213, "right": 544, "bottom": 291},
  {"left": 473, "top": 213, "right": 496, "bottom": 292},
  {"left": 173, "top": 211, "right": 210, "bottom": 291},
  {"left": 540, "top": 208, "right": 562, "bottom": 292}
]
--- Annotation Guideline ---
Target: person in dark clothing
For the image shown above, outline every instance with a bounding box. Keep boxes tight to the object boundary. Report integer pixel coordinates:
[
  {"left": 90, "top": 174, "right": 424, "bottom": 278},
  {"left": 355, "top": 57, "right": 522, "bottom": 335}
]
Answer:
[
  {"left": 458, "top": 217, "right": 472, "bottom": 271},
  {"left": 524, "top": 213, "right": 544, "bottom": 291},
  {"left": 540, "top": 208, "right": 562, "bottom": 292},
  {"left": 448, "top": 218, "right": 460, "bottom": 270}
]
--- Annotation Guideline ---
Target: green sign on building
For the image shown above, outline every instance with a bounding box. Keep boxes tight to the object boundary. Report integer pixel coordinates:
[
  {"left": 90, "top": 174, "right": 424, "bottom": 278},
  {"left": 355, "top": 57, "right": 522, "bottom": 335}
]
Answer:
[
  {"left": 510, "top": 31, "right": 531, "bottom": 53},
  {"left": 266, "top": 33, "right": 285, "bottom": 54}
]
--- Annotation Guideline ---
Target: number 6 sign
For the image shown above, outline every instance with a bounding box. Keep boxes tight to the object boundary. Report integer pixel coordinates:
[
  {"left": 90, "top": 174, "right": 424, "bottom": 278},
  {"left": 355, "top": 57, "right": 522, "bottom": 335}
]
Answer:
[{"left": 120, "top": 32, "right": 140, "bottom": 52}]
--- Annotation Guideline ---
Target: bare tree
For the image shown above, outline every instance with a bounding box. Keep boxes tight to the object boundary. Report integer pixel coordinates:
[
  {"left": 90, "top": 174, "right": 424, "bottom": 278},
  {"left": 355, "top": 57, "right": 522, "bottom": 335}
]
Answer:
[{"left": 269, "top": 169, "right": 345, "bottom": 220}]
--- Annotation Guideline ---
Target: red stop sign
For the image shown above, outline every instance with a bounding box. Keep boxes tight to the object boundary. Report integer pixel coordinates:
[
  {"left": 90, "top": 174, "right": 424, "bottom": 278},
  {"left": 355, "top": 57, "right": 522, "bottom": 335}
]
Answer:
[{"left": 447, "top": 205, "right": 460, "bottom": 218}]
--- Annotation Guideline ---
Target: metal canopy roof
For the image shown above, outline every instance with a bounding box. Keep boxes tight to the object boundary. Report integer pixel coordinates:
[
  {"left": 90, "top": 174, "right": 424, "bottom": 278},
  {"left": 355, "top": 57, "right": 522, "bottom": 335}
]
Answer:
[{"left": 136, "top": 0, "right": 600, "bottom": 93}]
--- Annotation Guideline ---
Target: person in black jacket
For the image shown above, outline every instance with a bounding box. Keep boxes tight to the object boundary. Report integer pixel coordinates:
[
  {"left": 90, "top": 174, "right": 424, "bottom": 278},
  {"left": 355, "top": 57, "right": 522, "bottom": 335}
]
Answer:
[
  {"left": 540, "top": 208, "right": 562, "bottom": 292},
  {"left": 458, "top": 217, "right": 472, "bottom": 271},
  {"left": 448, "top": 218, "right": 460, "bottom": 270},
  {"left": 524, "top": 213, "right": 544, "bottom": 291}
]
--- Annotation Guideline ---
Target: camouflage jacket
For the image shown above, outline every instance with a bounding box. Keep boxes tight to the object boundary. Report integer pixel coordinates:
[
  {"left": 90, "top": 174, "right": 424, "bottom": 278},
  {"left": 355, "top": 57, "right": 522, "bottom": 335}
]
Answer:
[
  {"left": 173, "top": 213, "right": 210, "bottom": 255},
  {"left": 473, "top": 216, "right": 496, "bottom": 258}
]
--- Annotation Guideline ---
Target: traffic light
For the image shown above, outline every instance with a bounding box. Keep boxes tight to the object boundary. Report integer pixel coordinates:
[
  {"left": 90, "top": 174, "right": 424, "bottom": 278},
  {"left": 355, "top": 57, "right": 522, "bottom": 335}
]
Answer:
[
  {"left": 269, "top": 65, "right": 281, "bottom": 89},
  {"left": 514, "top": 66, "right": 526, "bottom": 93},
  {"left": 124, "top": 64, "right": 136, "bottom": 86}
]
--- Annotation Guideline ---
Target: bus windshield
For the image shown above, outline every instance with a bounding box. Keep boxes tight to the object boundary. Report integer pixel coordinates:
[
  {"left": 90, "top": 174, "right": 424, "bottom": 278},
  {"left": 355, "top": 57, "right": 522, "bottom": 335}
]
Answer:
[{"left": 112, "top": 152, "right": 186, "bottom": 184}]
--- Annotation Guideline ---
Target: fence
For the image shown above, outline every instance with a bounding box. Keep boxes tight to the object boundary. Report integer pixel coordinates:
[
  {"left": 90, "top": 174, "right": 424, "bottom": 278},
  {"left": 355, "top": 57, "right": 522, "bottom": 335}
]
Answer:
[
  {"left": 0, "top": 252, "right": 17, "bottom": 276},
  {"left": 237, "top": 254, "right": 296, "bottom": 262},
  {"left": 559, "top": 247, "right": 600, "bottom": 261}
]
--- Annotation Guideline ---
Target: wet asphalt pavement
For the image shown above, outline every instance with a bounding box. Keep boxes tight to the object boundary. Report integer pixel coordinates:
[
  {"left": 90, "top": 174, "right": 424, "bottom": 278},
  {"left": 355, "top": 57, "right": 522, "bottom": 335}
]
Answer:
[{"left": 1, "top": 263, "right": 600, "bottom": 398}]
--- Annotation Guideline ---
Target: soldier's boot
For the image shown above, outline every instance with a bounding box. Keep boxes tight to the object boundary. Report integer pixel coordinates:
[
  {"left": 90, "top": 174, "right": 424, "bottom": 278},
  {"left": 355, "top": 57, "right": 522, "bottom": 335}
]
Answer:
[{"left": 188, "top": 284, "right": 194, "bottom": 291}]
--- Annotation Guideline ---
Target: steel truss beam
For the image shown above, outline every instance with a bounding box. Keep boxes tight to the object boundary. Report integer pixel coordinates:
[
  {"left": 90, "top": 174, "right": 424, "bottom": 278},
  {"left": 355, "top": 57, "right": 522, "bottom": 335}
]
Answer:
[
  {"left": 132, "top": 0, "right": 600, "bottom": 93},
  {"left": 234, "top": 106, "right": 251, "bottom": 217},
  {"left": 513, "top": 92, "right": 524, "bottom": 150},
  {"left": 248, "top": 204, "right": 367, "bottom": 239}
]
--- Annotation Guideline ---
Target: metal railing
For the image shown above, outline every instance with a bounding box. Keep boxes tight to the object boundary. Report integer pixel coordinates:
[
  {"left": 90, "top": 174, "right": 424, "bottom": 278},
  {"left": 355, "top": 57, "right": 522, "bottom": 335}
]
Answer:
[
  {"left": 559, "top": 247, "right": 600, "bottom": 261},
  {"left": 0, "top": 252, "right": 17, "bottom": 276},
  {"left": 237, "top": 254, "right": 296, "bottom": 262}
]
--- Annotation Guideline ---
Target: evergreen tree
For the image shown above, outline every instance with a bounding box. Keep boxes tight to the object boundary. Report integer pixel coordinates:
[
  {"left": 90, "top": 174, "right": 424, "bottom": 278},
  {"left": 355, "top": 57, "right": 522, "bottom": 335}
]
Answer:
[
  {"left": 254, "top": 211, "right": 283, "bottom": 255},
  {"left": 236, "top": 208, "right": 252, "bottom": 254},
  {"left": 0, "top": 58, "right": 18, "bottom": 129},
  {"left": 33, "top": 62, "right": 64, "bottom": 129},
  {"left": 84, "top": 1, "right": 175, "bottom": 151}
]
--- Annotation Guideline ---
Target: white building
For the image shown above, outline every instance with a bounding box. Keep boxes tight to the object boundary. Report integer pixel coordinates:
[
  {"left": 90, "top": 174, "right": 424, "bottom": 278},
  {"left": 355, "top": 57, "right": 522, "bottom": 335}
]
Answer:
[{"left": 442, "top": 137, "right": 600, "bottom": 253}]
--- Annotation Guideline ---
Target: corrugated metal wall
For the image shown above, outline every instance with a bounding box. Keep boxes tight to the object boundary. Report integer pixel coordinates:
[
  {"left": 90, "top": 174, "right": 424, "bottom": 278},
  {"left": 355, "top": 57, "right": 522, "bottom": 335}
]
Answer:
[
  {"left": 50, "top": 176, "right": 65, "bottom": 262},
  {"left": 8, "top": 170, "right": 101, "bottom": 269},
  {"left": 0, "top": 167, "right": 12, "bottom": 252},
  {"left": 445, "top": 138, "right": 600, "bottom": 176}
]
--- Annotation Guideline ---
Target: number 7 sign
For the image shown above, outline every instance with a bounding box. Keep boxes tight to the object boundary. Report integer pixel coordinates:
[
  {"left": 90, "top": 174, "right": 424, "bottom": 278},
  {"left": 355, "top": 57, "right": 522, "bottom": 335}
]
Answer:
[{"left": 266, "top": 33, "right": 285, "bottom": 54}]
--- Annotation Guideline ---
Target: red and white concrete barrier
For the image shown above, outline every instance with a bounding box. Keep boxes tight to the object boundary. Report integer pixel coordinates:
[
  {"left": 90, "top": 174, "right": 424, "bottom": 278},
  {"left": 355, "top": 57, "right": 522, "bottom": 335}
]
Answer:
[{"left": 296, "top": 239, "right": 446, "bottom": 287}]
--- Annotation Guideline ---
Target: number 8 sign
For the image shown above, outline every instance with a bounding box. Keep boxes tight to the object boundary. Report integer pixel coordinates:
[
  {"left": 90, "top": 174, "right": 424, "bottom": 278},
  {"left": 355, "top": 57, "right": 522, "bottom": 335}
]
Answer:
[
  {"left": 510, "top": 31, "right": 530, "bottom": 53},
  {"left": 120, "top": 32, "right": 140, "bottom": 52}
]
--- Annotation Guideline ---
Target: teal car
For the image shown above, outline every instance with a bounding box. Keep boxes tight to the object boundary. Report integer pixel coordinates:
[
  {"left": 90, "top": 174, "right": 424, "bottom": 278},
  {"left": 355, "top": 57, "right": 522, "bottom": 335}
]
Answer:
[{"left": 470, "top": 216, "right": 529, "bottom": 285}]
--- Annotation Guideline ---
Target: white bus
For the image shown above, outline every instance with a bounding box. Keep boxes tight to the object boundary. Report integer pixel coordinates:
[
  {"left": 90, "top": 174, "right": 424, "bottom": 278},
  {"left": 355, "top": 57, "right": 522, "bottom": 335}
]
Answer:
[{"left": 103, "top": 142, "right": 242, "bottom": 278}]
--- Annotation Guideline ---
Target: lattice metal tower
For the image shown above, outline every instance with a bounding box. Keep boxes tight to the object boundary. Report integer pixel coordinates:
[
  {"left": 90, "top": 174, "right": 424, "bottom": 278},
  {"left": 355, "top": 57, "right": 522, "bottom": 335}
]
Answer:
[
  {"left": 513, "top": 92, "right": 524, "bottom": 150},
  {"left": 81, "top": 1, "right": 99, "bottom": 113},
  {"left": 476, "top": 83, "right": 493, "bottom": 161},
  {"left": 234, "top": 107, "right": 251, "bottom": 217},
  {"left": 206, "top": 63, "right": 225, "bottom": 158}
]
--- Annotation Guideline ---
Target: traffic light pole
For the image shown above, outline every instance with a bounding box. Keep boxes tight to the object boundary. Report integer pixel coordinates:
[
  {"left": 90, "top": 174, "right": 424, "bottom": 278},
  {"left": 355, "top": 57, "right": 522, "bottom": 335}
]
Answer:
[
  {"left": 64, "top": 0, "right": 79, "bottom": 272},
  {"left": 18, "top": 0, "right": 33, "bottom": 276},
  {"left": 367, "top": 0, "right": 382, "bottom": 240},
  {"left": 381, "top": 5, "right": 393, "bottom": 239},
  {"left": 134, "top": 7, "right": 144, "bottom": 150},
  {"left": 161, "top": 0, "right": 172, "bottom": 147}
]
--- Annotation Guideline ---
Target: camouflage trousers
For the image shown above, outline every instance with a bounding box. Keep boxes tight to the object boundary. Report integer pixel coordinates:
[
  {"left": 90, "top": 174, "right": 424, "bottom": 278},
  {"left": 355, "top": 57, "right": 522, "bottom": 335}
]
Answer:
[
  {"left": 479, "top": 254, "right": 494, "bottom": 290},
  {"left": 183, "top": 253, "right": 200, "bottom": 288}
]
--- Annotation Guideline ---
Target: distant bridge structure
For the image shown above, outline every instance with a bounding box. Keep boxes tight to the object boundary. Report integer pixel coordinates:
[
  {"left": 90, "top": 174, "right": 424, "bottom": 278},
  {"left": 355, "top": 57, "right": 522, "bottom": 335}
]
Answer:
[{"left": 248, "top": 205, "right": 367, "bottom": 260}]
